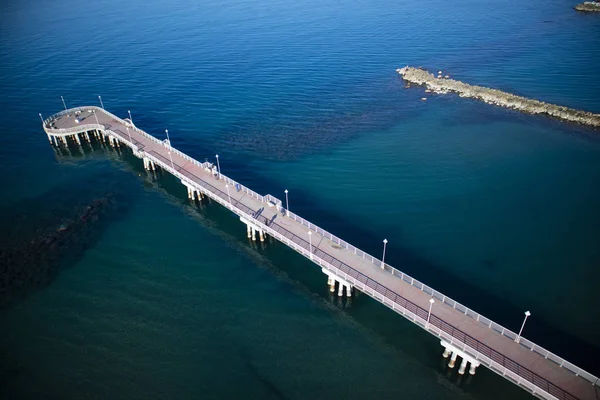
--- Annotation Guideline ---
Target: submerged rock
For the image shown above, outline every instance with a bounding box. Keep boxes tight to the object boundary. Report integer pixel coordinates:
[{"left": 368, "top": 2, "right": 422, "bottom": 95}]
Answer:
[
  {"left": 396, "top": 66, "right": 600, "bottom": 128},
  {"left": 0, "top": 195, "right": 120, "bottom": 309}
]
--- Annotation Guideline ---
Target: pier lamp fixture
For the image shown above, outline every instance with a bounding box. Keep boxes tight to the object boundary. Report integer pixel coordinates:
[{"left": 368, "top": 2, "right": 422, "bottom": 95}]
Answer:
[
  {"left": 98, "top": 96, "right": 104, "bottom": 109},
  {"left": 427, "top": 298, "right": 435, "bottom": 328},
  {"left": 128, "top": 110, "right": 133, "bottom": 125},
  {"left": 61, "top": 96, "right": 67, "bottom": 111},
  {"left": 515, "top": 311, "right": 531, "bottom": 344},
  {"left": 38, "top": 113, "right": 44, "bottom": 125},
  {"left": 215, "top": 154, "right": 221, "bottom": 179},
  {"left": 165, "top": 129, "right": 171, "bottom": 147},
  {"left": 284, "top": 189, "right": 289, "bottom": 217},
  {"left": 308, "top": 231, "right": 313, "bottom": 259},
  {"left": 381, "top": 239, "right": 388, "bottom": 269},
  {"left": 226, "top": 184, "right": 231, "bottom": 204}
]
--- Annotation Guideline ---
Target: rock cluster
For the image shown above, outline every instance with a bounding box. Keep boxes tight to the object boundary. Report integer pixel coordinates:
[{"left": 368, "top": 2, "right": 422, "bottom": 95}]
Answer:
[
  {"left": 575, "top": 1, "right": 600, "bottom": 12},
  {"left": 396, "top": 66, "right": 600, "bottom": 128},
  {"left": 0, "top": 196, "right": 117, "bottom": 309}
]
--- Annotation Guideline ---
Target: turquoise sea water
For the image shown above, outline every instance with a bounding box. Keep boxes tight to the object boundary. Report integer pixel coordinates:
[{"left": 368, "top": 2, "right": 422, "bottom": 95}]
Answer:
[{"left": 1, "top": 0, "right": 599, "bottom": 398}]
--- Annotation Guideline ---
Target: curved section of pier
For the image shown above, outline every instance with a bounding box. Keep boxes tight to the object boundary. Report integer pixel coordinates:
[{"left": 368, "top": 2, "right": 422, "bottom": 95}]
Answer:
[
  {"left": 396, "top": 66, "right": 600, "bottom": 128},
  {"left": 42, "top": 106, "right": 600, "bottom": 400}
]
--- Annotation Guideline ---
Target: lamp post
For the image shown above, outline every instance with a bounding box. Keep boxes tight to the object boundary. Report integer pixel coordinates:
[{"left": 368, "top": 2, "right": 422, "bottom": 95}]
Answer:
[
  {"left": 98, "top": 96, "right": 104, "bottom": 109},
  {"left": 38, "top": 113, "right": 44, "bottom": 125},
  {"left": 515, "top": 311, "right": 531, "bottom": 344},
  {"left": 308, "top": 231, "right": 313, "bottom": 259},
  {"left": 226, "top": 184, "right": 231, "bottom": 204},
  {"left": 427, "top": 298, "right": 435, "bottom": 328},
  {"left": 61, "top": 96, "right": 67, "bottom": 111},
  {"left": 381, "top": 239, "right": 388, "bottom": 269},
  {"left": 165, "top": 129, "right": 171, "bottom": 147},
  {"left": 128, "top": 110, "right": 133, "bottom": 124},
  {"left": 215, "top": 154, "right": 221, "bottom": 179},
  {"left": 284, "top": 189, "right": 289, "bottom": 216}
]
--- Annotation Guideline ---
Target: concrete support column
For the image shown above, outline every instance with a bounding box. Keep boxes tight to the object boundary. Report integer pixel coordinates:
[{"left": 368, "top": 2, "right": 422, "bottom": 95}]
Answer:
[
  {"left": 329, "top": 279, "right": 336, "bottom": 293},
  {"left": 458, "top": 358, "right": 468, "bottom": 375},
  {"left": 469, "top": 363, "right": 478, "bottom": 375},
  {"left": 346, "top": 285, "right": 352, "bottom": 297},
  {"left": 337, "top": 282, "right": 344, "bottom": 297},
  {"left": 251, "top": 227, "right": 256, "bottom": 241},
  {"left": 187, "top": 186, "right": 192, "bottom": 199},
  {"left": 143, "top": 158, "right": 148, "bottom": 170},
  {"left": 247, "top": 225, "right": 251, "bottom": 239},
  {"left": 46, "top": 134, "right": 52, "bottom": 144},
  {"left": 442, "top": 348, "right": 451, "bottom": 358},
  {"left": 259, "top": 230, "right": 264, "bottom": 242},
  {"left": 85, "top": 132, "right": 91, "bottom": 142},
  {"left": 448, "top": 352, "right": 458, "bottom": 368}
]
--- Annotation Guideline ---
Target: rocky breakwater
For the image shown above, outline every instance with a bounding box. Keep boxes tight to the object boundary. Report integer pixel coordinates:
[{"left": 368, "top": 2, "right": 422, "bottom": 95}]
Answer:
[
  {"left": 396, "top": 66, "right": 600, "bottom": 128},
  {"left": 575, "top": 1, "right": 600, "bottom": 12}
]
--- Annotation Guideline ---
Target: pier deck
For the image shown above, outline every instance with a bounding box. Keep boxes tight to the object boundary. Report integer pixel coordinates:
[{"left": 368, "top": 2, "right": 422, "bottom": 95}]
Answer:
[{"left": 42, "top": 106, "right": 599, "bottom": 400}]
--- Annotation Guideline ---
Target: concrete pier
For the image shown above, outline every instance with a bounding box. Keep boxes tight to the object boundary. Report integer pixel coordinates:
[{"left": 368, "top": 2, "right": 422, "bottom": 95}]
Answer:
[
  {"left": 41, "top": 106, "right": 600, "bottom": 400},
  {"left": 396, "top": 66, "right": 600, "bottom": 128}
]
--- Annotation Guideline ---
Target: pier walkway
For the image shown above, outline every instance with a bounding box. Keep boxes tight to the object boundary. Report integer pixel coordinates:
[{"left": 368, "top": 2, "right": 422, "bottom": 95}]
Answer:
[{"left": 42, "top": 106, "right": 599, "bottom": 400}]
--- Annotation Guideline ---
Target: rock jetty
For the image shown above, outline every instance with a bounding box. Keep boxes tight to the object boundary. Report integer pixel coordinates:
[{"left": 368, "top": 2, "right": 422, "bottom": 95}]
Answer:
[
  {"left": 396, "top": 66, "right": 600, "bottom": 128},
  {"left": 575, "top": 1, "right": 600, "bottom": 12}
]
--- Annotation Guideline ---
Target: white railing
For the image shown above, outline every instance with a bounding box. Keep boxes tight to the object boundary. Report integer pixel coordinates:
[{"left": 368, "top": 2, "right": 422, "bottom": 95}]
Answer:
[
  {"left": 284, "top": 208, "right": 598, "bottom": 387},
  {"left": 42, "top": 107, "right": 600, "bottom": 392}
]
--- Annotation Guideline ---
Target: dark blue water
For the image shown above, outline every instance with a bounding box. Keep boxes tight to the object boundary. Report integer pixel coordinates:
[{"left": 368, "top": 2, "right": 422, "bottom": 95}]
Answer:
[{"left": 1, "top": 0, "right": 599, "bottom": 398}]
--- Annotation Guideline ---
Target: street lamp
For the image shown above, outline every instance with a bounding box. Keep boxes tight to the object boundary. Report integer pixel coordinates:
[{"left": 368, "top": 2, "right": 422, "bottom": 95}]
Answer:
[
  {"left": 427, "top": 298, "right": 435, "bottom": 328},
  {"left": 226, "top": 184, "right": 231, "bottom": 204},
  {"left": 308, "top": 231, "right": 313, "bottom": 259},
  {"left": 38, "top": 113, "right": 44, "bottom": 125},
  {"left": 515, "top": 311, "right": 531, "bottom": 344},
  {"left": 165, "top": 129, "right": 171, "bottom": 147},
  {"left": 128, "top": 110, "right": 133, "bottom": 125},
  {"left": 215, "top": 154, "right": 221, "bottom": 179},
  {"left": 381, "top": 239, "right": 388, "bottom": 269},
  {"left": 61, "top": 96, "right": 67, "bottom": 111},
  {"left": 284, "top": 189, "right": 289, "bottom": 216},
  {"left": 98, "top": 96, "right": 104, "bottom": 109}
]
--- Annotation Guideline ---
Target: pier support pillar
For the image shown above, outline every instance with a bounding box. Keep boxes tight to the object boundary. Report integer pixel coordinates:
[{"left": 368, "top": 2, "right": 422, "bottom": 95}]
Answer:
[
  {"left": 346, "top": 285, "right": 352, "bottom": 297},
  {"left": 259, "top": 230, "right": 264, "bottom": 242},
  {"left": 469, "top": 363, "right": 478, "bottom": 375},
  {"left": 75, "top": 134, "right": 81, "bottom": 145},
  {"left": 458, "top": 358, "right": 468, "bottom": 375},
  {"left": 187, "top": 186, "right": 192, "bottom": 199},
  {"left": 251, "top": 227, "right": 256, "bottom": 241},
  {"left": 448, "top": 352, "right": 458, "bottom": 369},
  {"left": 247, "top": 225, "right": 252, "bottom": 239},
  {"left": 329, "top": 279, "right": 336, "bottom": 293},
  {"left": 338, "top": 283, "right": 344, "bottom": 297},
  {"left": 442, "top": 348, "right": 451, "bottom": 359}
]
